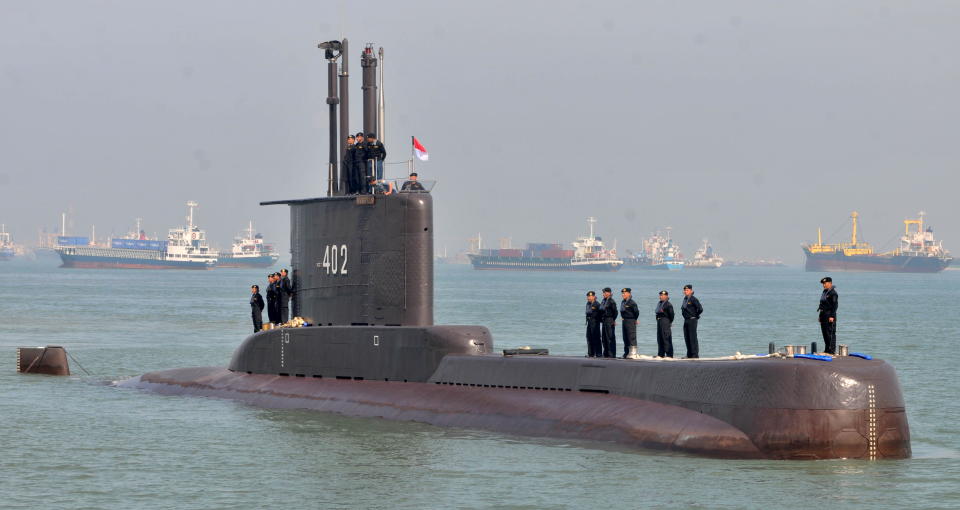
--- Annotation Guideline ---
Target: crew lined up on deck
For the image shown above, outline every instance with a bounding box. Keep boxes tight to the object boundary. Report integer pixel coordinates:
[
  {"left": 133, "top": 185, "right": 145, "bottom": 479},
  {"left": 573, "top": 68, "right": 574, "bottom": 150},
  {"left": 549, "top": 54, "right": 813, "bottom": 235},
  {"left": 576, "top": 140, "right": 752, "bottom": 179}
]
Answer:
[
  {"left": 584, "top": 277, "right": 837, "bottom": 359},
  {"left": 250, "top": 269, "right": 293, "bottom": 331},
  {"left": 342, "top": 132, "right": 387, "bottom": 194}
]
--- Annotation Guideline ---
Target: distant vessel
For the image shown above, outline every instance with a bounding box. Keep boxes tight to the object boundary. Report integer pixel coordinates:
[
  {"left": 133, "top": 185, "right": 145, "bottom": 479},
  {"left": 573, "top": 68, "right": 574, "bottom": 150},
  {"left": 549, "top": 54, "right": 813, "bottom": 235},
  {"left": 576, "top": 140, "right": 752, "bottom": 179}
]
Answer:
[
  {"left": 727, "top": 259, "right": 786, "bottom": 267},
  {"left": 57, "top": 202, "right": 218, "bottom": 270},
  {"left": 0, "top": 224, "right": 14, "bottom": 261},
  {"left": 803, "top": 211, "right": 952, "bottom": 273},
  {"left": 625, "top": 228, "right": 684, "bottom": 270},
  {"left": 217, "top": 221, "right": 280, "bottom": 268},
  {"left": 467, "top": 217, "right": 623, "bottom": 271},
  {"left": 686, "top": 239, "right": 724, "bottom": 269}
]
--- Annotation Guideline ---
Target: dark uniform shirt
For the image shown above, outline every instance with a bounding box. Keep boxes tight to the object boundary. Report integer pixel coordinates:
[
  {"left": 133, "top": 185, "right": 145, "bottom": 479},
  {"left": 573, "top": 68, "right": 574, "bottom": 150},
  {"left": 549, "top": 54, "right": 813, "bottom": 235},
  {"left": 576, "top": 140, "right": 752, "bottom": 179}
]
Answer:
[
  {"left": 585, "top": 300, "right": 603, "bottom": 323},
  {"left": 681, "top": 294, "right": 703, "bottom": 320},
  {"left": 655, "top": 299, "right": 675, "bottom": 322},
  {"left": 620, "top": 298, "right": 639, "bottom": 320},
  {"left": 251, "top": 292, "right": 264, "bottom": 311},
  {"left": 601, "top": 297, "right": 619, "bottom": 322},
  {"left": 280, "top": 276, "right": 292, "bottom": 300},
  {"left": 818, "top": 287, "right": 838, "bottom": 320},
  {"left": 365, "top": 140, "right": 387, "bottom": 161},
  {"left": 401, "top": 180, "right": 425, "bottom": 191}
]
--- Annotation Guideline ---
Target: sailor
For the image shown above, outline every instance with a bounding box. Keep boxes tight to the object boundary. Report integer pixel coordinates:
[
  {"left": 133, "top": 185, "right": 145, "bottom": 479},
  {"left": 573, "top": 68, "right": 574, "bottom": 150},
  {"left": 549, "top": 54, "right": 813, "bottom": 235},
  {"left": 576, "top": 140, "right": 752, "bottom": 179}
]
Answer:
[
  {"left": 342, "top": 135, "right": 359, "bottom": 194},
  {"left": 265, "top": 274, "right": 278, "bottom": 324},
  {"left": 818, "top": 276, "right": 839, "bottom": 354},
  {"left": 619, "top": 288, "right": 639, "bottom": 359},
  {"left": 680, "top": 284, "right": 703, "bottom": 358},
  {"left": 655, "top": 290, "right": 675, "bottom": 358},
  {"left": 369, "top": 177, "right": 395, "bottom": 195},
  {"left": 600, "top": 287, "right": 618, "bottom": 358},
  {"left": 279, "top": 268, "right": 292, "bottom": 323},
  {"left": 250, "top": 285, "right": 265, "bottom": 333},
  {"left": 365, "top": 132, "right": 387, "bottom": 181},
  {"left": 584, "top": 291, "right": 603, "bottom": 357},
  {"left": 401, "top": 172, "right": 425, "bottom": 191},
  {"left": 354, "top": 133, "right": 368, "bottom": 193}
]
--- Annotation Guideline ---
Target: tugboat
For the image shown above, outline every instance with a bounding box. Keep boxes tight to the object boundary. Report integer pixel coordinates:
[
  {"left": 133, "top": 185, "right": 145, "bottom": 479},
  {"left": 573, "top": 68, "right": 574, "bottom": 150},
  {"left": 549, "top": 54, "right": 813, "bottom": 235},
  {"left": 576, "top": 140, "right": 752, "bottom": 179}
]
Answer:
[
  {"left": 686, "top": 239, "right": 724, "bottom": 269},
  {"left": 121, "top": 38, "right": 911, "bottom": 460},
  {"left": 467, "top": 217, "right": 622, "bottom": 271},
  {"left": 625, "top": 228, "right": 684, "bottom": 270},
  {"left": 803, "top": 211, "right": 952, "bottom": 273},
  {"left": 217, "top": 221, "right": 280, "bottom": 268},
  {"left": 0, "top": 224, "right": 15, "bottom": 261},
  {"left": 57, "top": 202, "right": 217, "bottom": 269}
]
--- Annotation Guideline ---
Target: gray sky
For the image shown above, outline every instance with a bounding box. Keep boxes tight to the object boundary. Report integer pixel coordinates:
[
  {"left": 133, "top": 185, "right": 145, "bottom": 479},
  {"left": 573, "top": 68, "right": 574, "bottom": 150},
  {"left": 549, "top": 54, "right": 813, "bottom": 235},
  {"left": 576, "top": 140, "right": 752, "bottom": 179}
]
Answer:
[{"left": 2, "top": 1, "right": 958, "bottom": 261}]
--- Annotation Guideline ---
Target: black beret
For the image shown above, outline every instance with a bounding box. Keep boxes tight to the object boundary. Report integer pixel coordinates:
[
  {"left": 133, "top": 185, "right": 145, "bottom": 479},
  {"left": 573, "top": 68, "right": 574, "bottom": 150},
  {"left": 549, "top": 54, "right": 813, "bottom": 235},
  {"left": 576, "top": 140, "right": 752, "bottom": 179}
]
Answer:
[
  {"left": 621, "top": 288, "right": 631, "bottom": 293},
  {"left": 586, "top": 291, "right": 595, "bottom": 296},
  {"left": 683, "top": 284, "right": 692, "bottom": 290},
  {"left": 820, "top": 276, "right": 832, "bottom": 283},
  {"left": 659, "top": 290, "right": 669, "bottom": 296},
  {"left": 602, "top": 287, "right": 612, "bottom": 293}
]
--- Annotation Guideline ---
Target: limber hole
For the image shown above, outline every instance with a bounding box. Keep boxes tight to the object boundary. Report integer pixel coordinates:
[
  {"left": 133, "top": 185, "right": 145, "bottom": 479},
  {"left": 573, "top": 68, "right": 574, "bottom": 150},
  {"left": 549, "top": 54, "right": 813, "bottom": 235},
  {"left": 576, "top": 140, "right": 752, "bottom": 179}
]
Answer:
[{"left": 579, "top": 388, "right": 610, "bottom": 394}]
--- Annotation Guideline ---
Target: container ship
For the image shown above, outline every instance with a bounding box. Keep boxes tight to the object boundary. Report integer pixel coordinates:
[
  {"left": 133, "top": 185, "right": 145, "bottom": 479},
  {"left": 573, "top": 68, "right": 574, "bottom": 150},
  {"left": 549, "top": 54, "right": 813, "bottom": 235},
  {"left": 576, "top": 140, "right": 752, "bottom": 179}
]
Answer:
[
  {"left": 217, "top": 221, "right": 280, "bottom": 268},
  {"left": 57, "top": 202, "right": 218, "bottom": 270},
  {"left": 0, "top": 224, "right": 14, "bottom": 261},
  {"left": 803, "top": 211, "right": 952, "bottom": 273},
  {"left": 686, "top": 239, "right": 724, "bottom": 269},
  {"left": 468, "top": 217, "right": 623, "bottom": 271},
  {"left": 625, "top": 228, "right": 684, "bottom": 270}
]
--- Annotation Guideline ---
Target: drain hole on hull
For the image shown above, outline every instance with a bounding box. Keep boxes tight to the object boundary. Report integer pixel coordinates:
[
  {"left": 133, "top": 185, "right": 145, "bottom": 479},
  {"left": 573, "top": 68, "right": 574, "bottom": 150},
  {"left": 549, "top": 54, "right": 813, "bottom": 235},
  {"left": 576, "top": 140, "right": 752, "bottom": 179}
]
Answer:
[
  {"left": 579, "top": 388, "right": 610, "bottom": 394},
  {"left": 279, "top": 373, "right": 290, "bottom": 377},
  {"left": 312, "top": 375, "right": 323, "bottom": 378},
  {"left": 335, "top": 376, "right": 351, "bottom": 380}
]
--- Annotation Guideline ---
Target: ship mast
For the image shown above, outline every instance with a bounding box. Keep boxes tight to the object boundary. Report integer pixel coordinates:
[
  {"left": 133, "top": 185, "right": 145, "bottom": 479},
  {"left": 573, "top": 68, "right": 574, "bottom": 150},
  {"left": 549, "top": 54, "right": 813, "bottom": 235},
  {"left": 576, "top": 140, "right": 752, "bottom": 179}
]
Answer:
[
  {"left": 186, "top": 201, "right": 198, "bottom": 231},
  {"left": 851, "top": 211, "right": 859, "bottom": 245},
  {"left": 587, "top": 216, "right": 596, "bottom": 239}
]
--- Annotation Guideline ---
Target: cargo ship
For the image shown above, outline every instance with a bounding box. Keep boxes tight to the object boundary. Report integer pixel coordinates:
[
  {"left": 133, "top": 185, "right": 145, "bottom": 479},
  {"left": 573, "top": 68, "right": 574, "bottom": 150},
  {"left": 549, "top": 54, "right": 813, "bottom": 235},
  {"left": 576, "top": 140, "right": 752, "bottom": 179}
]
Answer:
[
  {"left": 217, "top": 221, "right": 280, "bottom": 268},
  {"left": 803, "top": 211, "right": 952, "bottom": 273},
  {"left": 686, "top": 239, "right": 724, "bottom": 269},
  {"left": 625, "top": 228, "right": 684, "bottom": 270},
  {"left": 467, "top": 217, "right": 623, "bottom": 271},
  {"left": 57, "top": 202, "right": 218, "bottom": 270},
  {"left": 0, "top": 224, "right": 14, "bottom": 261}
]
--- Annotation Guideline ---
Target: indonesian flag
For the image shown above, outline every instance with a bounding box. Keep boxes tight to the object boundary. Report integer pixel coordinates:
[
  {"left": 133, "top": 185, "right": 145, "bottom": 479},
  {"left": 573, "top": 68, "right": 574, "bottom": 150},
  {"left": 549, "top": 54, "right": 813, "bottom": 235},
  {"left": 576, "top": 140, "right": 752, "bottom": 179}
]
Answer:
[{"left": 413, "top": 136, "right": 429, "bottom": 161}]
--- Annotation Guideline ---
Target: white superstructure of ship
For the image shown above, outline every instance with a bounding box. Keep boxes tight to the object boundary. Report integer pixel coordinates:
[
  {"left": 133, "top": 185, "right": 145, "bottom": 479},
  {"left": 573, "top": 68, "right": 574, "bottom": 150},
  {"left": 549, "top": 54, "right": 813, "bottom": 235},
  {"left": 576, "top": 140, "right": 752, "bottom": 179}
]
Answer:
[
  {"left": 217, "top": 221, "right": 280, "bottom": 268},
  {"left": 164, "top": 201, "right": 218, "bottom": 266},
  {"left": 570, "top": 217, "right": 624, "bottom": 270},
  {"left": 0, "top": 224, "right": 14, "bottom": 260},
  {"left": 686, "top": 238, "right": 724, "bottom": 269}
]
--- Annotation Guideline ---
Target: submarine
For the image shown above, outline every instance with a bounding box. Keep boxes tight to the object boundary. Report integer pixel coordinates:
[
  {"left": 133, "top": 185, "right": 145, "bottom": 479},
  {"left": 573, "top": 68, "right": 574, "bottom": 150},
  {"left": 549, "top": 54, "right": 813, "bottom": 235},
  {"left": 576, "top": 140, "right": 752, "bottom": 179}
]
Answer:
[{"left": 120, "top": 39, "right": 911, "bottom": 460}]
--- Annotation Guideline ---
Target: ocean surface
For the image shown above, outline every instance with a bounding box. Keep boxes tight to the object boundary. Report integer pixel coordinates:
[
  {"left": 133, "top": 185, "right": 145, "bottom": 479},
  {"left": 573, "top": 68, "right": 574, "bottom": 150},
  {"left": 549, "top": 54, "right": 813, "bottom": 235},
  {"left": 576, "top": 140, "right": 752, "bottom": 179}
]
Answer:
[{"left": 1, "top": 257, "right": 958, "bottom": 509}]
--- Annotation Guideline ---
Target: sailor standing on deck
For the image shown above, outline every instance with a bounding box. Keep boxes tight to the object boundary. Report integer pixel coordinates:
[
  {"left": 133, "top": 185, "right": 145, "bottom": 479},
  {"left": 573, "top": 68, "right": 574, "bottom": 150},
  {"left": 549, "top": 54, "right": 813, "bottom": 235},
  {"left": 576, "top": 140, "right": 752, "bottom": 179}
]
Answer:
[
  {"left": 342, "top": 135, "right": 359, "bottom": 194},
  {"left": 655, "top": 290, "right": 675, "bottom": 358},
  {"left": 584, "top": 291, "right": 603, "bottom": 357},
  {"left": 250, "top": 285, "right": 265, "bottom": 333},
  {"left": 600, "top": 287, "right": 618, "bottom": 358},
  {"left": 620, "top": 288, "right": 640, "bottom": 359},
  {"left": 365, "top": 132, "right": 387, "bottom": 181},
  {"left": 279, "top": 269, "right": 292, "bottom": 323},
  {"left": 266, "top": 273, "right": 279, "bottom": 325},
  {"left": 681, "top": 284, "right": 703, "bottom": 358},
  {"left": 818, "top": 277, "right": 839, "bottom": 354}
]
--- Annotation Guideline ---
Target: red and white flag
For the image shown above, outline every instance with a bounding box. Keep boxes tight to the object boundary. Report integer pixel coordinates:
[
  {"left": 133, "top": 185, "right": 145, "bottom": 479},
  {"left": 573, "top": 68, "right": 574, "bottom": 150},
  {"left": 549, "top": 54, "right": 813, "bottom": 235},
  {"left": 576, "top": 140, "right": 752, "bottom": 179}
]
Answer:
[{"left": 413, "top": 136, "right": 429, "bottom": 161}]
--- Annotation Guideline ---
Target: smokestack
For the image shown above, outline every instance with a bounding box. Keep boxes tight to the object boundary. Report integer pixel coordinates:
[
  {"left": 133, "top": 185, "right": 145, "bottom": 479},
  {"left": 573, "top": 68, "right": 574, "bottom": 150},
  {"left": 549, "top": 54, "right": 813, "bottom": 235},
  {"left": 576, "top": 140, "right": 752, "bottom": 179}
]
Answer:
[
  {"left": 361, "top": 44, "right": 378, "bottom": 136},
  {"left": 338, "top": 39, "right": 350, "bottom": 195}
]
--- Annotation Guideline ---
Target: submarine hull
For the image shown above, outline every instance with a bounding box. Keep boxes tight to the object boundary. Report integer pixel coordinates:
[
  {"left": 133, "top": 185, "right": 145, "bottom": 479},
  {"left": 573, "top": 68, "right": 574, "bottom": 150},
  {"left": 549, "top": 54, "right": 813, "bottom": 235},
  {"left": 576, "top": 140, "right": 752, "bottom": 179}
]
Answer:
[{"left": 121, "top": 325, "right": 910, "bottom": 460}]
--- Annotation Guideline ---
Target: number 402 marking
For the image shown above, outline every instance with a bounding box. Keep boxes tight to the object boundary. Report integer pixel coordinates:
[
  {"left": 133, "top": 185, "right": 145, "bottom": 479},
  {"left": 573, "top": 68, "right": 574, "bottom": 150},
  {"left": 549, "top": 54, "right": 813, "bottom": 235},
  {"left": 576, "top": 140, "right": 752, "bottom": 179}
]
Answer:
[{"left": 319, "top": 244, "right": 348, "bottom": 275}]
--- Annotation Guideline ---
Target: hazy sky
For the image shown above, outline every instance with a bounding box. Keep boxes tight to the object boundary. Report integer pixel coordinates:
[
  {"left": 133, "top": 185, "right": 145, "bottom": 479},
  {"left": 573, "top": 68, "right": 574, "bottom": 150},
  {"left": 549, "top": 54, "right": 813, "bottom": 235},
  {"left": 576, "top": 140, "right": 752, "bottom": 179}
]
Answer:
[{"left": 2, "top": 1, "right": 958, "bottom": 261}]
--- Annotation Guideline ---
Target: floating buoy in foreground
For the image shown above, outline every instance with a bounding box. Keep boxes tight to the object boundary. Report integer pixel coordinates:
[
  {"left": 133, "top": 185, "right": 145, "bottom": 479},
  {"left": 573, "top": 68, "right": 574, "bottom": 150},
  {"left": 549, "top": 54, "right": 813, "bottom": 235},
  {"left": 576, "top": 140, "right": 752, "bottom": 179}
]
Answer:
[{"left": 16, "top": 346, "right": 70, "bottom": 376}]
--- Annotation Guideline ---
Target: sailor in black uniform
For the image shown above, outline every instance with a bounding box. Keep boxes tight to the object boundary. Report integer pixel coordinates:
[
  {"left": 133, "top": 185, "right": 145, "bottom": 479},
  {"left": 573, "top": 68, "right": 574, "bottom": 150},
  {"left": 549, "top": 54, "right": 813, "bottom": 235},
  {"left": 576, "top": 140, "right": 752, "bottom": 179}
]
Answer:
[
  {"left": 279, "top": 268, "right": 292, "bottom": 323},
  {"left": 250, "top": 285, "right": 265, "bottom": 332},
  {"left": 619, "top": 288, "right": 639, "bottom": 359},
  {"left": 600, "top": 287, "right": 618, "bottom": 358},
  {"left": 365, "top": 132, "right": 387, "bottom": 181},
  {"left": 342, "top": 135, "right": 359, "bottom": 194},
  {"left": 818, "top": 276, "right": 839, "bottom": 354},
  {"left": 265, "top": 273, "right": 279, "bottom": 324},
  {"left": 354, "top": 133, "right": 368, "bottom": 193},
  {"left": 680, "top": 284, "right": 703, "bottom": 358},
  {"left": 655, "top": 290, "right": 674, "bottom": 358},
  {"left": 584, "top": 291, "right": 603, "bottom": 357}
]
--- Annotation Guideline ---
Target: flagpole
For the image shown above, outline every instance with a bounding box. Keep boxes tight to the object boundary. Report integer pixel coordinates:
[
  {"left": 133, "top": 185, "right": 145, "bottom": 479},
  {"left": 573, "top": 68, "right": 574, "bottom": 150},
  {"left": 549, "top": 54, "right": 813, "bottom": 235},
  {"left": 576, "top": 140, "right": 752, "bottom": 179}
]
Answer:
[{"left": 410, "top": 135, "right": 415, "bottom": 174}]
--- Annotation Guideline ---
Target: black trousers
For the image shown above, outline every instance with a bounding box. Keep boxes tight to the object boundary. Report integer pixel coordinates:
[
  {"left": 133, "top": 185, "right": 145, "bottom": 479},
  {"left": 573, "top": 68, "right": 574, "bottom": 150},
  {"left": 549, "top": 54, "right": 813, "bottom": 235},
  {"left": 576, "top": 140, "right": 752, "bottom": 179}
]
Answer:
[
  {"left": 252, "top": 309, "right": 263, "bottom": 333},
  {"left": 656, "top": 317, "right": 673, "bottom": 358},
  {"left": 820, "top": 320, "right": 837, "bottom": 354},
  {"left": 586, "top": 320, "right": 602, "bottom": 357},
  {"left": 266, "top": 300, "right": 276, "bottom": 324},
  {"left": 601, "top": 320, "right": 616, "bottom": 358},
  {"left": 621, "top": 319, "right": 637, "bottom": 356},
  {"left": 280, "top": 304, "right": 289, "bottom": 323},
  {"left": 683, "top": 318, "right": 699, "bottom": 358}
]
